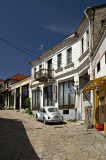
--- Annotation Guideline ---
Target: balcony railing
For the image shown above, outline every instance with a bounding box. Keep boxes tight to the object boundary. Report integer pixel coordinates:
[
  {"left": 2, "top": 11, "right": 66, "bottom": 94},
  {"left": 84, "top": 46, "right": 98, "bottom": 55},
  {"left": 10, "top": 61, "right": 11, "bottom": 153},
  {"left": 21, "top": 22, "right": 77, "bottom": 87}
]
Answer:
[{"left": 34, "top": 69, "right": 53, "bottom": 82}]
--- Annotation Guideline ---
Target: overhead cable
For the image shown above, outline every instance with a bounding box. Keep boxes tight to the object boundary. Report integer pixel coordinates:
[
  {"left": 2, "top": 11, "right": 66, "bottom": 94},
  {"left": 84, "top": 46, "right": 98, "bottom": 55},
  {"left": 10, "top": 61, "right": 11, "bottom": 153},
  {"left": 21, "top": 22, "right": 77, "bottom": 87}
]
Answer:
[{"left": 0, "top": 36, "right": 36, "bottom": 58}]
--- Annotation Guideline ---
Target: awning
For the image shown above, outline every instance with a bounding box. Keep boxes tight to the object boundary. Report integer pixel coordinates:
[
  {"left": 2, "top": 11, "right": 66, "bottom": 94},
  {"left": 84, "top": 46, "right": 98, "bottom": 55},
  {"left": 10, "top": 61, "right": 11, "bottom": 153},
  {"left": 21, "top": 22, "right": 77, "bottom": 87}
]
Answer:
[{"left": 82, "top": 75, "right": 106, "bottom": 92}]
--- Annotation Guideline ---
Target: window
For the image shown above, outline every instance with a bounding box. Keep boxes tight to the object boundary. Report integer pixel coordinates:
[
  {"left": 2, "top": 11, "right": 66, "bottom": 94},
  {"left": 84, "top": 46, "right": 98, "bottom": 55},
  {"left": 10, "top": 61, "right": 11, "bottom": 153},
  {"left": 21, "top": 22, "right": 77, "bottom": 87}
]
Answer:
[
  {"left": 83, "top": 91, "right": 91, "bottom": 101},
  {"left": 40, "top": 108, "right": 43, "bottom": 112},
  {"left": 34, "top": 68, "right": 36, "bottom": 79},
  {"left": 44, "top": 85, "right": 54, "bottom": 106},
  {"left": 67, "top": 48, "right": 72, "bottom": 65},
  {"left": 59, "top": 80, "right": 75, "bottom": 109},
  {"left": 43, "top": 108, "right": 46, "bottom": 113},
  {"left": 39, "top": 64, "right": 42, "bottom": 70},
  {"left": 48, "top": 59, "right": 52, "bottom": 70},
  {"left": 81, "top": 37, "right": 84, "bottom": 54},
  {"left": 101, "top": 19, "right": 105, "bottom": 28},
  {"left": 86, "top": 30, "right": 89, "bottom": 48},
  {"left": 48, "top": 108, "right": 59, "bottom": 112},
  {"left": 63, "top": 110, "right": 69, "bottom": 114},
  {"left": 32, "top": 90, "right": 40, "bottom": 109},
  {"left": 57, "top": 54, "right": 62, "bottom": 69},
  {"left": 97, "top": 61, "right": 100, "bottom": 73}
]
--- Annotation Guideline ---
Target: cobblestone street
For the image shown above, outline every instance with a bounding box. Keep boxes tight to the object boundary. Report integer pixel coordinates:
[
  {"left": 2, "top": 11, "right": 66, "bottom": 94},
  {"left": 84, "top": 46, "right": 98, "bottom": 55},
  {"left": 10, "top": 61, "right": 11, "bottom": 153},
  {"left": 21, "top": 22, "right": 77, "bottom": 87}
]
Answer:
[{"left": 0, "top": 110, "right": 106, "bottom": 160}]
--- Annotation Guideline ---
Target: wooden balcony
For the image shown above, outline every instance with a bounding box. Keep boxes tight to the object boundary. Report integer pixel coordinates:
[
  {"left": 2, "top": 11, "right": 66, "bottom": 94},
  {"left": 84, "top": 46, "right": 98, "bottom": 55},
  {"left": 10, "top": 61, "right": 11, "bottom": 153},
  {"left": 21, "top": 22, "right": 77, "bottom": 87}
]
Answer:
[{"left": 35, "top": 69, "right": 53, "bottom": 82}]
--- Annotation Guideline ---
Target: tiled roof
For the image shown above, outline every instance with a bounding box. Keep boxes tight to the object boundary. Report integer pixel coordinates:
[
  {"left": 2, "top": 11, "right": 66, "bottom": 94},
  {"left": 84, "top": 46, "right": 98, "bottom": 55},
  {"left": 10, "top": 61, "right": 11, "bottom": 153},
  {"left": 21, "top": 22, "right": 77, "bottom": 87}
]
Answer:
[
  {"left": 0, "top": 79, "right": 4, "bottom": 82},
  {"left": 6, "top": 74, "right": 27, "bottom": 81}
]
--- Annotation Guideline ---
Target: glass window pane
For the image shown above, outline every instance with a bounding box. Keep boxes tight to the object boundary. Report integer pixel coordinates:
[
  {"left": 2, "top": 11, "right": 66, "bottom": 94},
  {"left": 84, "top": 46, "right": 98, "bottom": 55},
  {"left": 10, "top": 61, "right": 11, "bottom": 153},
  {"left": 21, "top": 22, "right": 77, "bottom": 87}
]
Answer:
[
  {"left": 44, "top": 86, "right": 53, "bottom": 106},
  {"left": 58, "top": 54, "right": 61, "bottom": 68},
  {"left": 67, "top": 48, "right": 72, "bottom": 64},
  {"left": 64, "top": 82, "right": 68, "bottom": 105},
  {"left": 59, "top": 83, "right": 63, "bottom": 105},
  {"left": 35, "top": 91, "right": 37, "bottom": 107},
  {"left": 44, "top": 93, "right": 47, "bottom": 106},
  {"left": 69, "top": 81, "right": 75, "bottom": 105},
  {"left": 37, "top": 90, "right": 40, "bottom": 107},
  {"left": 32, "top": 91, "right": 35, "bottom": 108}
]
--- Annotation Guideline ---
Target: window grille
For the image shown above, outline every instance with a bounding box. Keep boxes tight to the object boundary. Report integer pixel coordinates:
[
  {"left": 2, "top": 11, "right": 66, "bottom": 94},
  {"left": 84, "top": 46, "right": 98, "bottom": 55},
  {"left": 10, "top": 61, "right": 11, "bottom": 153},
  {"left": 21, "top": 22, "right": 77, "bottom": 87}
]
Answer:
[{"left": 83, "top": 91, "right": 91, "bottom": 101}]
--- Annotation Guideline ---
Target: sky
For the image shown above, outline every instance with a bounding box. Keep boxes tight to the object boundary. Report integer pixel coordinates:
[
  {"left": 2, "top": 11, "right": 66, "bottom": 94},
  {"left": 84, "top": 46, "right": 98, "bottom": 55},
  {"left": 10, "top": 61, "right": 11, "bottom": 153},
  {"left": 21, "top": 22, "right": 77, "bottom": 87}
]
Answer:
[{"left": 0, "top": 0, "right": 106, "bottom": 80}]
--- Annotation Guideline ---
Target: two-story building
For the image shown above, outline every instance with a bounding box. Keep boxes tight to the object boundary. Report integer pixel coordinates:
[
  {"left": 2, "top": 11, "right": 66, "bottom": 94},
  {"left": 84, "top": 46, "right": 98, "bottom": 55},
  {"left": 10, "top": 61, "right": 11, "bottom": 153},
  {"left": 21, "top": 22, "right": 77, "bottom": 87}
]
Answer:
[
  {"left": 30, "top": 4, "right": 106, "bottom": 120},
  {"left": 2, "top": 74, "right": 27, "bottom": 109},
  {"left": 12, "top": 76, "right": 31, "bottom": 110}
]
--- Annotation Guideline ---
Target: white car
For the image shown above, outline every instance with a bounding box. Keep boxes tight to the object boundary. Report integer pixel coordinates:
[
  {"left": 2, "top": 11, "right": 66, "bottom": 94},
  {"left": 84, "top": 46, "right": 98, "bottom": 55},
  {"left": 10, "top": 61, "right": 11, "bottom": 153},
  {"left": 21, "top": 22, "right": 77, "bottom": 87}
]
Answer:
[{"left": 36, "top": 106, "right": 64, "bottom": 124}]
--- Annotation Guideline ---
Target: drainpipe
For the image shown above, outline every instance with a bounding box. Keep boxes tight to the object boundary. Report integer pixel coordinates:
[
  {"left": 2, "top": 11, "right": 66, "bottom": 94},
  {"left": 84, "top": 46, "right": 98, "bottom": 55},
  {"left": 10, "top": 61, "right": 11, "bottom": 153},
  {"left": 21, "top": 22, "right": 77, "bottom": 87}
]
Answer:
[
  {"left": 84, "top": 9, "right": 94, "bottom": 126},
  {"left": 84, "top": 9, "right": 94, "bottom": 80}
]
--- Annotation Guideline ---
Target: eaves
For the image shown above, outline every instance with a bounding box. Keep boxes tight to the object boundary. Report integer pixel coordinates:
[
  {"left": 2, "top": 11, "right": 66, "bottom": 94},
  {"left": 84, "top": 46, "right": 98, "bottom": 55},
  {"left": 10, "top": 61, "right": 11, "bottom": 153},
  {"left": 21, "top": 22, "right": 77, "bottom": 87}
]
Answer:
[{"left": 29, "top": 33, "right": 77, "bottom": 66}]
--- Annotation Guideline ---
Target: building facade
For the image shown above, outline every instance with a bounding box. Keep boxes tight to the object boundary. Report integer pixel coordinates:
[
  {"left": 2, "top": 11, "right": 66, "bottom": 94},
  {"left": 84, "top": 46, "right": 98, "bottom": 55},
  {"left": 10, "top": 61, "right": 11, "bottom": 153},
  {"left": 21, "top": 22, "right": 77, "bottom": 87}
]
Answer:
[
  {"left": 30, "top": 4, "right": 106, "bottom": 121},
  {"left": 2, "top": 74, "right": 27, "bottom": 109},
  {"left": 12, "top": 76, "right": 31, "bottom": 110},
  {"left": 83, "top": 19, "right": 106, "bottom": 135}
]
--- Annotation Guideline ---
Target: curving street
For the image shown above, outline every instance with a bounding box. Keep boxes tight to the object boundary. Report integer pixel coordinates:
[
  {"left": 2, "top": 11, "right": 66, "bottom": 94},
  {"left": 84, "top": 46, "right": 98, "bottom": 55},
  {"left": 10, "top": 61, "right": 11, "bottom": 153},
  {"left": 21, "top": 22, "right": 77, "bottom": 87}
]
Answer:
[{"left": 0, "top": 110, "right": 106, "bottom": 160}]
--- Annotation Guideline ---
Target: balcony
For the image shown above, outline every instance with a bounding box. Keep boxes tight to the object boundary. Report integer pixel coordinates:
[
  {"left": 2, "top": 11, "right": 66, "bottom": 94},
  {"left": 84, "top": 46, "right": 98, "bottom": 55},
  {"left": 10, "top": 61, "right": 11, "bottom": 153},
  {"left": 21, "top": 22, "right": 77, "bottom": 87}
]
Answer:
[{"left": 34, "top": 69, "right": 53, "bottom": 82}]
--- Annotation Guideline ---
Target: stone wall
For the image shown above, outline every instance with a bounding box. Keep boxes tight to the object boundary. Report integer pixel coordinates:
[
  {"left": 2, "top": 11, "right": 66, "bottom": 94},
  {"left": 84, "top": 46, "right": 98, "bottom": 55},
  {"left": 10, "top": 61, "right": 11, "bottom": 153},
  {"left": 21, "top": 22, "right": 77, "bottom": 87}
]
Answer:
[{"left": 93, "top": 6, "right": 106, "bottom": 45}]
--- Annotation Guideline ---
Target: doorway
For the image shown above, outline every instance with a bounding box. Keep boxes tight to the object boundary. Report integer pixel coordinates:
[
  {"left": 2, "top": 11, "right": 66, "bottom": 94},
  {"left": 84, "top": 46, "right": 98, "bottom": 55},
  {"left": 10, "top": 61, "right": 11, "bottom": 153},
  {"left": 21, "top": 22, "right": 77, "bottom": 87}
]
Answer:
[
  {"left": 98, "top": 97, "right": 104, "bottom": 124},
  {"left": 16, "top": 88, "right": 20, "bottom": 110}
]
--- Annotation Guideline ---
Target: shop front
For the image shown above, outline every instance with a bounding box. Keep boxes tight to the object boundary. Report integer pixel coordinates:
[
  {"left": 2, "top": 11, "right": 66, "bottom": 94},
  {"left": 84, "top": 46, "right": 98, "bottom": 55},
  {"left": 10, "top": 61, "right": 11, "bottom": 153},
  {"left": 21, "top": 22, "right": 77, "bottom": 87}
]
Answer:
[{"left": 82, "top": 76, "right": 106, "bottom": 135}]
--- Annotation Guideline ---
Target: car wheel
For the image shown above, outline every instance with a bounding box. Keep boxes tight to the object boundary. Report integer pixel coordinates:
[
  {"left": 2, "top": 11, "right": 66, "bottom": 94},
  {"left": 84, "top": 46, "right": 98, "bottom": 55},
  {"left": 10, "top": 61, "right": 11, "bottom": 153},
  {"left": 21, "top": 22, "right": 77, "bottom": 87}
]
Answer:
[
  {"left": 36, "top": 115, "right": 39, "bottom": 121},
  {"left": 43, "top": 118, "right": 47, "bottom": 125}
]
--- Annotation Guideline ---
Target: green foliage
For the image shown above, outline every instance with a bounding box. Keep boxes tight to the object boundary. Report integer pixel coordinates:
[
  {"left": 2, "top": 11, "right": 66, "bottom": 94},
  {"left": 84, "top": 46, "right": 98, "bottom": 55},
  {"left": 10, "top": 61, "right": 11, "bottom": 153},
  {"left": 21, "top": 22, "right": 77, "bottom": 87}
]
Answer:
[
  {"left": 24, "top": 98, "right": 30, "bottom": 108},
  {"left": 24, "top": 98, "right": 33, "bottom": 115},
  {"left": 26, "top": 107, "right": 33, "bottom": 115}
]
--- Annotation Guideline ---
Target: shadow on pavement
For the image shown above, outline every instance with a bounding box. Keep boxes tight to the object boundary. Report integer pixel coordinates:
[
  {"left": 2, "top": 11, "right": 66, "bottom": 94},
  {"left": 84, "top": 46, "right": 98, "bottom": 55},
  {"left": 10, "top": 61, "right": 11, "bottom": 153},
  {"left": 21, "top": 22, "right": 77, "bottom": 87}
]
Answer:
[{"left": 0, "top": 118, "right": 40, "bottom": 160}]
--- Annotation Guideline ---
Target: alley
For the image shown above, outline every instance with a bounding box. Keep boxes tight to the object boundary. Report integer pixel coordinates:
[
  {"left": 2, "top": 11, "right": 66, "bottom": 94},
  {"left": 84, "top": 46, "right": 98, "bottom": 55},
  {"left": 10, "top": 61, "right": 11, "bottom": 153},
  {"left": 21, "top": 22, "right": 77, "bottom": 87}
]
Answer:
[{"left": 0, "top": 110, "right": 106, "bottom": 160}]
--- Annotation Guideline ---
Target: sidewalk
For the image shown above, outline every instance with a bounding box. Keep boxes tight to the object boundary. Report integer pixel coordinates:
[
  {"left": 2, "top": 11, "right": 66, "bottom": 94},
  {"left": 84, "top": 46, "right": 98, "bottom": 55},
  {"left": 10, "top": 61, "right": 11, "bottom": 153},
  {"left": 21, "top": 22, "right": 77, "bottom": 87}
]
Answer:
[{"left": 0, "top": 110, "right": 106, "bottom": 160}]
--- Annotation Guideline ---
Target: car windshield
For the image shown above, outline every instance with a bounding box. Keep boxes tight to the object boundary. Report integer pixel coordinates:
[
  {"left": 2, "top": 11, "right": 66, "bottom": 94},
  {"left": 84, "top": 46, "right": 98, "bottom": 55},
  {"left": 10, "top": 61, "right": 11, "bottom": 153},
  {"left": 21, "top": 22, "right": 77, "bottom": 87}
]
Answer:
[{"left": 48, "top": 108, "right": 59, "bottom": 113}]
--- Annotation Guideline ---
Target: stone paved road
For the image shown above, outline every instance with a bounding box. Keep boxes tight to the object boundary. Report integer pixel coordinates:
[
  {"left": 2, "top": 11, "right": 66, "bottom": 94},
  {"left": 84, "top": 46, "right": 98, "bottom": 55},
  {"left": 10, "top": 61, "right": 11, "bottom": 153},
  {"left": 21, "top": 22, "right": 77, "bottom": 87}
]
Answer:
[{"left": 0, "top": 110, "right": 106, "bottom": 160}]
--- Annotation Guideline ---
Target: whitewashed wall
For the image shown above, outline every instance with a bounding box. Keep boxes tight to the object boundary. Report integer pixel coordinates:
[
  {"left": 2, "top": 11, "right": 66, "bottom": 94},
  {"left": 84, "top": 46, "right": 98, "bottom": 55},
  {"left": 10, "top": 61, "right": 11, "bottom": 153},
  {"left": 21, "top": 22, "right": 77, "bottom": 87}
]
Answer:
[
  {"left": 31, "top": 19, "right": 90, "bottom": 120},
  {"left": 92, "top": 33, "right": 106, "bottom": 78}
]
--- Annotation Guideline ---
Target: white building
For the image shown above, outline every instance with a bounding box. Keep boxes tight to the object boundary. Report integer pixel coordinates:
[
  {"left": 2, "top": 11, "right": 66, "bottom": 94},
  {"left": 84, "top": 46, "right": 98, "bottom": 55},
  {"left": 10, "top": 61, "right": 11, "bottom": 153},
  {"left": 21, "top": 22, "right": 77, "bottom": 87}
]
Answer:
[
  {"left": 83, "top": 19, "right": 106, "bottom": 134},
  {"left": 30, "top": 4, "right": 106, "bottom": 120}
]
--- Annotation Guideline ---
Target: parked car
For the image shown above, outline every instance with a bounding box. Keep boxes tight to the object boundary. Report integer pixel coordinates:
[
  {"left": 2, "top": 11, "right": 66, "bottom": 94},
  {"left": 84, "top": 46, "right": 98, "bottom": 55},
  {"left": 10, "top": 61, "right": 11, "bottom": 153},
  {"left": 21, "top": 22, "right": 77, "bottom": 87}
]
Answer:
[{"left": 36, "top": 106, "right": 64, "bottom": 124}]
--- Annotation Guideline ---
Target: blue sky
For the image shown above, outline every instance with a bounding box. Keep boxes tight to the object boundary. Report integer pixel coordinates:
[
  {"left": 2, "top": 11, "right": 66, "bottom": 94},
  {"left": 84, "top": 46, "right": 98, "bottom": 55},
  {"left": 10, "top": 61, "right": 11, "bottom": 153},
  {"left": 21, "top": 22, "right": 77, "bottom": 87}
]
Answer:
[{"left": 0, "top": 0, "right": 106, "bottom": 80}]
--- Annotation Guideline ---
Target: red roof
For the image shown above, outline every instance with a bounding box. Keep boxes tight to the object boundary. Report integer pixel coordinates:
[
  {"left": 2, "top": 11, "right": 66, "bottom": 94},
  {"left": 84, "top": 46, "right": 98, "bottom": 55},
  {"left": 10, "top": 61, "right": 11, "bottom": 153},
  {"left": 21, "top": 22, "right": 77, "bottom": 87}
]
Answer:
[
  {"left": 5, "top": 74, "right": 27, "bottom": 81},
  {"left": 0, "top": 79, "right": 4, "bottom": 82}
]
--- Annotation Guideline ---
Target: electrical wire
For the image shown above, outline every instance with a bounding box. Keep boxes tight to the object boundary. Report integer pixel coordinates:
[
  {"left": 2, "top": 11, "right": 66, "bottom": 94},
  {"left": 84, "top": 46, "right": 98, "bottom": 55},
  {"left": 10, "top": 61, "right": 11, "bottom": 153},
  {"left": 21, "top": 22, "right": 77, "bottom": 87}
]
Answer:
[{"left": 0, "top": 36, "right": 37, "bottom": 58}]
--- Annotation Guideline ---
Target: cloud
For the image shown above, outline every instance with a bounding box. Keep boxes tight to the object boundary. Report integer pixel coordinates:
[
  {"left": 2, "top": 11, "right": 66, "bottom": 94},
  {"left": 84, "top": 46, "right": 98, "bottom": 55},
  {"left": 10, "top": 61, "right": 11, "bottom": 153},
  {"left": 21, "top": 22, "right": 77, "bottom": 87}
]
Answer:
[{"left": 43, "top": 24, "right": 75, "bottom": 35}]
